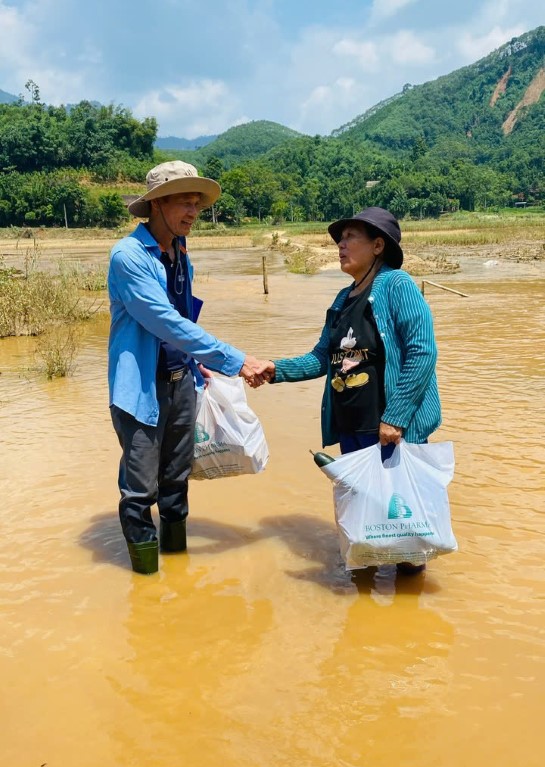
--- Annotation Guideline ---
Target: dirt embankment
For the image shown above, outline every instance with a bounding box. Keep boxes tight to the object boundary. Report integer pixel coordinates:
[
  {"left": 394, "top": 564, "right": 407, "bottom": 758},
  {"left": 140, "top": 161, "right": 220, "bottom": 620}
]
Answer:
[
  {"left": 266, "top": 231, "right": 459, "bottom": 276},
  {"left": 265, "top": 230, "right": 545, "bottom": 276},
  {"left": 502, "top": 67, "right": 545, "bottom": 135},
  {"left": 490, "top": 67, "right": 512, "bottom": 107}
]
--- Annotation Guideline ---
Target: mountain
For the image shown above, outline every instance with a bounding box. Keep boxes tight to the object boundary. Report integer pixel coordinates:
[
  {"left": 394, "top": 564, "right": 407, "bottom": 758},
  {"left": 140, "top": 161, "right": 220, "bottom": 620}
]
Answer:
[
  {"left": 0, "top": 88, "right": 18, "bottom": 104},
  {"left": 155, "top": 134, "right": 218, "bottom": 151},
  {"left": 163, "top": 120, "right": 306, "bottom": 169},
  {"left": 332, "top": 26, "right": 545, "bottom": 155}
]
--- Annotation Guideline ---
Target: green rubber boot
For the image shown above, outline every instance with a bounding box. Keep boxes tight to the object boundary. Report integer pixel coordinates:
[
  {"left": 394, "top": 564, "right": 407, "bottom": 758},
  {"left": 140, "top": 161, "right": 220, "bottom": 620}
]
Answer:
[
  {"left": 160, "top": 519, "right": 187, "bottom": 553},
  {"left": 127, "top": 540, "right": 159, "bottom": 574}
]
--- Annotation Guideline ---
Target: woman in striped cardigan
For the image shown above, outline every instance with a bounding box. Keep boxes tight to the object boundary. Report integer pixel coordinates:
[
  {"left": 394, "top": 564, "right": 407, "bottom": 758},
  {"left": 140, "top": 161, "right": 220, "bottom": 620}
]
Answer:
[{"left": 257, "top": 208, "right": 441, "bottom": 571}]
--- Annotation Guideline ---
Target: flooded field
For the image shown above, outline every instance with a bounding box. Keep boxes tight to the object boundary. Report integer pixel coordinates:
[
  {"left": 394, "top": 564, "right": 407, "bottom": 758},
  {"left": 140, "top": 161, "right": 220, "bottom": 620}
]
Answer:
[{"left": 1, "top": 247, "right": 545, "bottom": 766}]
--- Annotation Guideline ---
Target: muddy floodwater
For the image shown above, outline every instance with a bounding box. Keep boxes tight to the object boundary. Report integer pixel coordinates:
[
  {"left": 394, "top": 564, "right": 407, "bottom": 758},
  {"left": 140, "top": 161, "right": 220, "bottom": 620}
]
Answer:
[{"left": 1, "top": 248, "right": 545, "bottom": 766}]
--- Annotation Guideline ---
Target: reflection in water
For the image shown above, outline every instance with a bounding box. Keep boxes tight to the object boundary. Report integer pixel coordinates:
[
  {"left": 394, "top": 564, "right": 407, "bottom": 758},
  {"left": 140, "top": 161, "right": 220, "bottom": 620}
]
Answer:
[{"left": 1, "top": 250, "right": 545, "bottom": 766}]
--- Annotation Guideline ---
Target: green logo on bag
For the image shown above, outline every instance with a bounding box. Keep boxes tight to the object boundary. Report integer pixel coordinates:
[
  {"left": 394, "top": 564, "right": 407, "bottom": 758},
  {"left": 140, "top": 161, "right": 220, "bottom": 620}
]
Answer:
[
  {"left": 387, "top": 493, "right": 413, "bottom": 519},
  {"left": 194, "top": 424, "right": 210, "bottom": 443}
]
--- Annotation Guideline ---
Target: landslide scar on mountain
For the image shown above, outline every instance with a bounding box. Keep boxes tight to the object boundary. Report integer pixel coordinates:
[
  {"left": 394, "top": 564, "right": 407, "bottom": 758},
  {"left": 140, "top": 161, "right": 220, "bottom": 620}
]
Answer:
[
  {"left": 502, "top": 67, "right": 545, "bottom": 134},
  {"left": 490, "top": 66, "right": 511, "bottom": 106}
]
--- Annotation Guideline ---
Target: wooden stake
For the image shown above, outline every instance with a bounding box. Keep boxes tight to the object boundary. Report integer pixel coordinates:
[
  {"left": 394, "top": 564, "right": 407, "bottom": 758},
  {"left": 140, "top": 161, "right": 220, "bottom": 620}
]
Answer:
[
  {"left": 421, "top": 280, "right": 468, "bottom": 298},
  {"left": 262, "top": 255, "right": 269, "bottom": 294}
]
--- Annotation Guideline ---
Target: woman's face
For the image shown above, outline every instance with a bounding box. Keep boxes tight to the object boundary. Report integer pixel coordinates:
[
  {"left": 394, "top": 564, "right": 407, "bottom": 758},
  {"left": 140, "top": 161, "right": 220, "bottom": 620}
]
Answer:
[{"left": 337, "top": 224, "right": 384, "bottom": 281}]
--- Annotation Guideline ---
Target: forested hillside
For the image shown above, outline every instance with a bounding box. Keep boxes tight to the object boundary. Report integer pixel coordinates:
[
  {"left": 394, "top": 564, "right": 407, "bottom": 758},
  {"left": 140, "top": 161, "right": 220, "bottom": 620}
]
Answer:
[
  {"left": 336, "top": 27, "right": 545, "bottom": 149},
  {"left": 0, "top": 84, "right": 157, "bottom": 227},
  {"left": 155, "top": 134, "right": 217, "bottom": 151},
  {"left": 208, "top": 26, "right": 545, "bottom": 223},
  {"left": 0, "top": 27, "right": 544, "bottom": 228},
  {"left": 169, "top": 120, "right": 304, "bottom": 169}
]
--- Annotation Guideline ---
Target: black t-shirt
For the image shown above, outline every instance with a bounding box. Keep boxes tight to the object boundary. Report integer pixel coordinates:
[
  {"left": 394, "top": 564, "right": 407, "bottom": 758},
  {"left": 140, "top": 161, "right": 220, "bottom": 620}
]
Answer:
[
  {"left": 328, "top": 285, "right": 386, "bottom": 434},
  {"left": 157, "top": 248, "right": 189, "bottom": 374}
]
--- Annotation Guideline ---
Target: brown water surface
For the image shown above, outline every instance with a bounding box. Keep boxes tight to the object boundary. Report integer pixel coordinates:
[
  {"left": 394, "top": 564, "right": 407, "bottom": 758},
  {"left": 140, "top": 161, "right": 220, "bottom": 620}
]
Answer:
[{"left": 1, "top": 251, "right": 545, "bottom": 766}]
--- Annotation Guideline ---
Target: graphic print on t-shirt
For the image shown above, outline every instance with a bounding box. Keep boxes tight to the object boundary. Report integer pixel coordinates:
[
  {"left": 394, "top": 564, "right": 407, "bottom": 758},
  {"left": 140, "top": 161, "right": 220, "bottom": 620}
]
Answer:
[{"left": 331, "top": 326, "right": 370, "bottom": 390}]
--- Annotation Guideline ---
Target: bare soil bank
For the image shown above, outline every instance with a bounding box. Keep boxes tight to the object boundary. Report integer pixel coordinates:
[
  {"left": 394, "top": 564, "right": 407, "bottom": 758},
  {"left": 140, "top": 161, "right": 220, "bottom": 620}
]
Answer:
[
  {"left": 1, "top": 225, "right": 544, "bottom": 276},
  {"left": 265, "top": 231, "right": 545, "bottom": 276}
]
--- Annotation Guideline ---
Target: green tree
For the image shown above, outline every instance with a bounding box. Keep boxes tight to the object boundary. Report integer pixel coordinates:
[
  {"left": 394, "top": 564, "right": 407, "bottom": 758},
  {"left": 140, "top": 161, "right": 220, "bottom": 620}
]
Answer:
[
  {"left": 96, "top": 192, "right": 130, "bottom": 227},
  {"left": 215, "top": 192, "right": 245, "bottom": 225},
  {"left": 203, "top": 155, "right": 224, "bottom": 180}
]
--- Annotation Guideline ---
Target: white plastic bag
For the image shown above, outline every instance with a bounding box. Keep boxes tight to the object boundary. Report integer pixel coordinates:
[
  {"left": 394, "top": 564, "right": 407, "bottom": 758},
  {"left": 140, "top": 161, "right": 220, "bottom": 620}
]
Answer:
[
  {"left": 191, "top": 375, "right": 269, "bottom": 480},
  {"left": 321, "top": 440, "right": 457, "bottom": 569}
]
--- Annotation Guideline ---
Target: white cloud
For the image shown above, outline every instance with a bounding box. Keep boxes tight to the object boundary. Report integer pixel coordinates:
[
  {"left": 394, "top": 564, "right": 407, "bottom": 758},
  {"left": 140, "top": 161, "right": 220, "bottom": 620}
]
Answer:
[
  {"left": 455, "top": 25, "right": 527, "bottom": 61},
  {"left": 390, "top": 30, "right": 436, "bottom": 65},
  {"left": 0, "top": 3, "right": 35, "bottom": 81},
  {"left": 369, "top": 0, "right": 419, "bottom": 21},
  {"left": 332, "top": 39, "right": 380, "bottom": 71},
  {"left": 0, "top": 1, "right": 101, "bottom": 104},
  {"left": 133, "top": 80, "right": 244, "bottom": 137},
  {"left": 301, "top": 84, "right": 331, "bottom": 111},
  {"left": 76, "top": 43, "right": 103, "bottom": 67},
  {"left": 333, "top": 29, "right": 434, "bottom": 71},
  {"left": 285, "top": 23, "right": 438, "bottom": 134},
  {"left": 298, "top": 77, "right": 368, "bottom": 134}
]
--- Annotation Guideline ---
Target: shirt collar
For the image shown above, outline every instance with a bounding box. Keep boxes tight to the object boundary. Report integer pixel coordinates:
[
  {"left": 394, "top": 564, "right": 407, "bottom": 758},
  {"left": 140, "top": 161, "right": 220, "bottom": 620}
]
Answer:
[{"left": 133, "top": 222, "right": 187, "bottom": 256}]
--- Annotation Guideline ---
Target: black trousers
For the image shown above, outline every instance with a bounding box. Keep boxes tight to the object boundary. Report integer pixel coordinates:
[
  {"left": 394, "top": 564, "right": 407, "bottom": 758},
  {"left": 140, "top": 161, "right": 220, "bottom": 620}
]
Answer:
[{"left": 110, "top": 371, "right": 196, "bottom": 543}]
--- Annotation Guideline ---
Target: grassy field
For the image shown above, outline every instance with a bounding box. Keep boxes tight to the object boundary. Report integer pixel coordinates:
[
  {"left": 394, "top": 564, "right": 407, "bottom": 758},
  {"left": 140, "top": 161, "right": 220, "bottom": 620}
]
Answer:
[
  {"left": 275, "top": 209, "right": 545, "bottom": 244},
  {"left": 1, "top": 207, "right": 544, "bottom": 247}
]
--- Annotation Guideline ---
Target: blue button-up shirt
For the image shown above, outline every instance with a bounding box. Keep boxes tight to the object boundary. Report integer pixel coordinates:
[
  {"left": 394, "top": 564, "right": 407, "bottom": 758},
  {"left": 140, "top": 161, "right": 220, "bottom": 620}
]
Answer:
[{"left": 108, "top": 223, "right": 245, "bottom": 426}]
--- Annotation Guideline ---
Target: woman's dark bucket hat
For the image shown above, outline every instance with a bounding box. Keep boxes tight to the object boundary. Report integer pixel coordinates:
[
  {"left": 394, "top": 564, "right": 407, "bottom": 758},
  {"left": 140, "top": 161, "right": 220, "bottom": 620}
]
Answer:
[{"left": 328, "top": 206, "right": 404, "bottom": 269}]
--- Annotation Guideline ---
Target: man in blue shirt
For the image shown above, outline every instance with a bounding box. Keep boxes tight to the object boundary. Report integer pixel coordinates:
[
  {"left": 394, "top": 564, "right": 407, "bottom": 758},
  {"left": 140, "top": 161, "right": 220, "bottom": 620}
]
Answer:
[{"left": 108, "top": 161, "right": 265, "bottom": 574}]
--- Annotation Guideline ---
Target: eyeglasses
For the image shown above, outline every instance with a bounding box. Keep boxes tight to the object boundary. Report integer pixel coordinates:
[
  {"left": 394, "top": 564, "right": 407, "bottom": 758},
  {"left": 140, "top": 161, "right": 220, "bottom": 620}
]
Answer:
[{"left": 331, "top": 371, "right": 369, "bottom": 392}]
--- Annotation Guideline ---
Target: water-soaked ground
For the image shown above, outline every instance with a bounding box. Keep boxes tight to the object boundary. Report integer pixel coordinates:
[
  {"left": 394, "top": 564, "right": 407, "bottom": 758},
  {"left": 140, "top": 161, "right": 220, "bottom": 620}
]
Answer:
[{"left": 1, "top": 249, "right": 545, "bottom": 767}]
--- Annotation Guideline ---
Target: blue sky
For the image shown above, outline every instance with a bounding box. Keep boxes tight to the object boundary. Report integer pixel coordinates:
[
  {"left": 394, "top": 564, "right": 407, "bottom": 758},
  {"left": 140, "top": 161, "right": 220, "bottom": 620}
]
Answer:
[{"left": 0, "top": 0, "right": 543, "bottom": 138}]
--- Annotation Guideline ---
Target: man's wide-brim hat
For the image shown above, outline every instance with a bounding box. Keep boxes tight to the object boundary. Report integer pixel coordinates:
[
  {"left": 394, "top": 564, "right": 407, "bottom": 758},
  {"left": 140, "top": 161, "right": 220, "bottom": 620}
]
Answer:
[
  {"left": 328, "top": 206, "right": 404, "bottom": 268},
  {"left": 128, "top": 160, "right": 221, "bottom": 218}
]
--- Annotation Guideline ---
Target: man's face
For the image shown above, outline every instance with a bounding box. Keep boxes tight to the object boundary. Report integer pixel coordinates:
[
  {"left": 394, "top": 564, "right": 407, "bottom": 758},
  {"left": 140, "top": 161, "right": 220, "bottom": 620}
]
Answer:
[{"left": 154, "top": 192, "right": 202, "bottom": 237}]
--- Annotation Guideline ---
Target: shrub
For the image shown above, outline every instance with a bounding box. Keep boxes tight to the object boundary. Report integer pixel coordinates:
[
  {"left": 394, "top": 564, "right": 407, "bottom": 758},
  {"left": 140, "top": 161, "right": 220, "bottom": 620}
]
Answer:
[
  {"left": 0, "top": 251, "right": 96, "bottom": 338},
  {"left": 97, "top": 192, "right": 130, "bottom": 227},
  {"left": 58, "top": 259, "right": 108, "bottom": 291},
  {"left": 34, "top": 324, "right": 80, "bottom": 379}
]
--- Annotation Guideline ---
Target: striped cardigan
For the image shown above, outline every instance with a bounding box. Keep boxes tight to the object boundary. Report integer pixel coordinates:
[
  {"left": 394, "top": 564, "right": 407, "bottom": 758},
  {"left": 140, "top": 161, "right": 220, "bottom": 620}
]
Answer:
[{"left": 273, "top": 264, "right": 441, "bottom": 447}]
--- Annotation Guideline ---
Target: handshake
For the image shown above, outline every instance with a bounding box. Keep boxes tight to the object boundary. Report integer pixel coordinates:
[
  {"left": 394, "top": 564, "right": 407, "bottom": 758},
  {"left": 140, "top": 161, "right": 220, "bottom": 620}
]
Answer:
[{"left": 239, "top": 355, "right": 276, "bottom": 388}]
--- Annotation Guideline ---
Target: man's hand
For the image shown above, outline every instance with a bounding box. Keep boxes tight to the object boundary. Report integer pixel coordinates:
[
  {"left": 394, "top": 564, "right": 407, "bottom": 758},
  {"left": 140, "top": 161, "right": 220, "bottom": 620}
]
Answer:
[
  {"left": 379, "top": 421, "right": 403, "bottom": 446},
  {"left": 239, "top": 356, "right": 275, "bottom": 388},
  {"left": 197, "top": 363, "right": 213, "bottom": 388},
  {"left": 246, "top": 359, "right": 275, "bottom": 388}
]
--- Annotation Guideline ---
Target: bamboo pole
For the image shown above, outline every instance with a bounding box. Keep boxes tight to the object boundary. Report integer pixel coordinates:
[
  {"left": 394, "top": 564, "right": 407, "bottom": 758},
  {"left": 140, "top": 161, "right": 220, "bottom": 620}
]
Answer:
[{"left": 421, "top": 280, "right": 468, "bottom": 298}]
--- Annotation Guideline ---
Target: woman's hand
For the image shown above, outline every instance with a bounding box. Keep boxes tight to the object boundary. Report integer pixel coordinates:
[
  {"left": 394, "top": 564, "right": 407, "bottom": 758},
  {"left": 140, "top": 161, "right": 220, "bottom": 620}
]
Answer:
[
  {"left": 379, "top": 421, "right": 403, "bottom": 445},
  {"left": 246, "top": 360, "right": 275, "bottom": 388},
  {"left": 239, "top": 355, "right": 272, "bottom": 387}
]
